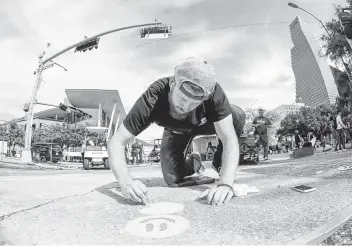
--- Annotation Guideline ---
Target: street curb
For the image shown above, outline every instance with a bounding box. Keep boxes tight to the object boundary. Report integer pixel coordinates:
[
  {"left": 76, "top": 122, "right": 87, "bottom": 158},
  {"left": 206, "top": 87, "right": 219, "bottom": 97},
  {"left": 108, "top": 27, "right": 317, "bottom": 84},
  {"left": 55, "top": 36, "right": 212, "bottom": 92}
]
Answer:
[
  {"left": 0, "top": 161, "right": 41, "bottom": 170},
  {"left": 0, "top": 161, "right": 77, "bottom": 171},
  {"left": 287, "top": 202, "right": 352, "bottom": 245},
  {"left": 127, "top": 163, "right": 160, "bottom": 168}
]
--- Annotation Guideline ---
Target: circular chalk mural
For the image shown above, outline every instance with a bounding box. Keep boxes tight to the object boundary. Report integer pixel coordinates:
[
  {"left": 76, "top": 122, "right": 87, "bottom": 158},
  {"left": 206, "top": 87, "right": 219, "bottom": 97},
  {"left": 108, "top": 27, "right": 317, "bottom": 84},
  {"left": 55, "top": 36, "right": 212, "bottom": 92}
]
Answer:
[
  {"left": 138, "top": 202, "right": 184, "bottom": 215},
  {"left": 124, "top": 215, "right": 190, "bottom": 238}
]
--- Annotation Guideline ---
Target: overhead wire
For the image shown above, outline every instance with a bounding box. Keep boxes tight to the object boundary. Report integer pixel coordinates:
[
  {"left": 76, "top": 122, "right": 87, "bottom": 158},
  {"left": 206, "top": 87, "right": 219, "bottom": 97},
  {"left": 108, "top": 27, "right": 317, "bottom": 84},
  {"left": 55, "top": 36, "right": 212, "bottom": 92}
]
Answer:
[{"left": 132, "top": 21, "right": 309, "bottom": 48}]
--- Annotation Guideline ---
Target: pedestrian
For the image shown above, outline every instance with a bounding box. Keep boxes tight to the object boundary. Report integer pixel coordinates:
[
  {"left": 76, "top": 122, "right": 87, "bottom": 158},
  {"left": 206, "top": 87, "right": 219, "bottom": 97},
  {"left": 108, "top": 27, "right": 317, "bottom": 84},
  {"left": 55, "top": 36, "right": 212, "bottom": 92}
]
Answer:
[
  {"left": 252, "top": 108, "right": 272, "bottom": 161},
  {"left": 81, "top": 141, "right": 86, "bottom": 167},
  {"left": 107, "top": 57, "right": 246, "bottom": 205},
  {"left": 294, "top": 130, "right": 301, "bottom": 148},
  {"left": 131, "top": 139, "right": 139, "bottom": 165},
  {"left": 335, "top": 109, "right": 347, "bottom": 151},
  {"left": 138, "top": 141, "right": 144, "bottom": 163}
]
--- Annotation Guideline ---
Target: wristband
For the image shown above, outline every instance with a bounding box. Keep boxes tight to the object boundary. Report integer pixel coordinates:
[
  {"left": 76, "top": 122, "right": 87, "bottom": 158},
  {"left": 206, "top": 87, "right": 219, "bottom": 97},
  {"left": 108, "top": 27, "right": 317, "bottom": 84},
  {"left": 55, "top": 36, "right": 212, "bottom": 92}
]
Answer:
[{"left": 217, "top": 183, "right": 234, "bottom": 193}]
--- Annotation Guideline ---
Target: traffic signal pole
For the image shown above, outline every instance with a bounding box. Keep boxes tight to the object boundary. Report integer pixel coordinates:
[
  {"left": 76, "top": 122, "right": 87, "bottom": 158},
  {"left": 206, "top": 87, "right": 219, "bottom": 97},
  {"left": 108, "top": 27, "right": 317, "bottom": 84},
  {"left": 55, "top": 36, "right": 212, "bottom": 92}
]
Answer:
[{"left": 20, "top": 22, "right": 162, "bottom": 163}]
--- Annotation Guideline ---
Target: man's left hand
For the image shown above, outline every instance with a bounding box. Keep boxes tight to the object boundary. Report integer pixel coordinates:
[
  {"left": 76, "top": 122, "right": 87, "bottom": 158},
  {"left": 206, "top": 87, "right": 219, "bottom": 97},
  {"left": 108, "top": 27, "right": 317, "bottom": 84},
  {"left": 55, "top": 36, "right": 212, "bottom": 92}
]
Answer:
[{"left": 207, "top": 185, "right": 234, "bottom": 205}]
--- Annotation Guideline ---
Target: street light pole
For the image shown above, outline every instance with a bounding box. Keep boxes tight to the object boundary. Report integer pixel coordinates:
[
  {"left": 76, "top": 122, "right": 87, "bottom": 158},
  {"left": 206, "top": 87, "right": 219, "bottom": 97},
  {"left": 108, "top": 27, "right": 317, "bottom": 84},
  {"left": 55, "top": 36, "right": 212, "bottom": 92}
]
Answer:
[
  {"left": 20, "top": 22, "right": 163, "bottom": 163},
  {"left": 288, "top": 3, "right": 352, "bottom": 90}
]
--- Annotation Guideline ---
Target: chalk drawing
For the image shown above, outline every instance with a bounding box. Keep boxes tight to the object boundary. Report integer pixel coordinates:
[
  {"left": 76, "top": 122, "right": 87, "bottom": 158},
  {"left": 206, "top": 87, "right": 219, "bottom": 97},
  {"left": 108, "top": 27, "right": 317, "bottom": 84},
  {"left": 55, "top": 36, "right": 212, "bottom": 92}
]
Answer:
[
  {"left": 124, "top": 215, "right": 190, "bottom": 238},
  {"left": 124, "top": 202, "right": 189, "bottom": 238}
]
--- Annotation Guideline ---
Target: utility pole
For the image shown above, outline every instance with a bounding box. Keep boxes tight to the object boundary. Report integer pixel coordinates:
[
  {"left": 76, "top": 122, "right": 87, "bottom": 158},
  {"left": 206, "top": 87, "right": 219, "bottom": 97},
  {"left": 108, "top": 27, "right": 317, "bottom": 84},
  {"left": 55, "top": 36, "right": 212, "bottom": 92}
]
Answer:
[{"left": 21, "top": 22, "right": 169, "bottom": 163}]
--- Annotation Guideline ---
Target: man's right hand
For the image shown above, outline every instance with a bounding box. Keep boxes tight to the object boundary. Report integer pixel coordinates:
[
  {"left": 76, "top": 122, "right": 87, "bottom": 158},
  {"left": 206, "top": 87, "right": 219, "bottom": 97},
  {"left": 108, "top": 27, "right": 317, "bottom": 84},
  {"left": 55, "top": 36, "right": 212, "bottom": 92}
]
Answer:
[{"left": 120, "top": 179, "right": 148, "bottom": 204}]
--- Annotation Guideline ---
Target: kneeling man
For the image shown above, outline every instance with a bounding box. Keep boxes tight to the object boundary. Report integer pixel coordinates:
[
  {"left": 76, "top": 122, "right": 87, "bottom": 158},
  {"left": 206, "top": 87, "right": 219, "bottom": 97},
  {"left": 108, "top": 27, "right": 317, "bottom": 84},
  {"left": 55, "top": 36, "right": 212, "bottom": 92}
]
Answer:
[{"left": 108, "top": 58, "right": 246, "bottom": 206}]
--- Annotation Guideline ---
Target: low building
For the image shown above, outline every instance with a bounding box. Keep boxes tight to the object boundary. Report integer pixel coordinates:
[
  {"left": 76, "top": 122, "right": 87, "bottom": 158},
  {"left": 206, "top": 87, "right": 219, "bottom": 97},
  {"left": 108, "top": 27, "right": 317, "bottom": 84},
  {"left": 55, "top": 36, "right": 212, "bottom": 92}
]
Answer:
[
  {"left": 4, "top": 89, "right": 126, "bottom": 160},
  {"left": 273, "top": 104, "right": 304, "bottom": 117}
]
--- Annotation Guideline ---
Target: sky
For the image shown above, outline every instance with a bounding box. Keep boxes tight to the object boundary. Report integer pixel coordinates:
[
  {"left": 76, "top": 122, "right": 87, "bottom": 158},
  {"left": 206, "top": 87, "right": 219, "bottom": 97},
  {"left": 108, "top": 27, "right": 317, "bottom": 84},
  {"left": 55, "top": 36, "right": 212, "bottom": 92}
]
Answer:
[{"left": 0, "top": 0, "right": 348, "bottom": 140}]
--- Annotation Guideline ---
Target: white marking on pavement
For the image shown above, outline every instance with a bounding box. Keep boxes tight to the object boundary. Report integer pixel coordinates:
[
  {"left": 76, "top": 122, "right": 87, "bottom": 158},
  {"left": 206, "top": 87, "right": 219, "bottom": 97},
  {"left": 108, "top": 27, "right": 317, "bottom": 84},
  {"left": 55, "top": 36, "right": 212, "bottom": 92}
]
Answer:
[
  {"left": 124, "top": 215, "right": 189, "bottom": 238},
  {"left": 139, "top": 202, "right": 184, "bottom": 215}
]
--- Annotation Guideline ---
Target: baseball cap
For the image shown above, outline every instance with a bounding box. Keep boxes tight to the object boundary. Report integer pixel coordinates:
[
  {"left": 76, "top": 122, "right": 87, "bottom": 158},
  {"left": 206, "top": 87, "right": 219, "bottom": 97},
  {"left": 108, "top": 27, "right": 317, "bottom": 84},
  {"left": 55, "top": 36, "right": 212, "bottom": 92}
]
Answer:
[{"left": 174, "top": 57, "right": 216, "bottom": 100}]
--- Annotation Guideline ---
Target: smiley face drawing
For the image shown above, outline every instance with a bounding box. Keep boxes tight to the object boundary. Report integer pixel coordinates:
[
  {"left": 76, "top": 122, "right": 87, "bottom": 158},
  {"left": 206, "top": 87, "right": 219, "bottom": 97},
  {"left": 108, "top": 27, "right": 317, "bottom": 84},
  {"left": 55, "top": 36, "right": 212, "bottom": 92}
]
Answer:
[{"left": 124, "top": 202, "right": 190, "bottom": 239}]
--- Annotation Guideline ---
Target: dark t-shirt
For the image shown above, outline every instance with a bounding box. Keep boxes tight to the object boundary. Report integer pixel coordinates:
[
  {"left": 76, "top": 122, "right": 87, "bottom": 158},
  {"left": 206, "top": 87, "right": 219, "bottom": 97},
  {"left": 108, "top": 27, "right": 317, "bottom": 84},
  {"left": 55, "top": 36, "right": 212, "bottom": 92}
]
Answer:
[
  {"left": 252, "top": 116, "right": 271, "bottom": 136},
  {"left": 123, "top": 76, "right": 232, "bottom": 136}
]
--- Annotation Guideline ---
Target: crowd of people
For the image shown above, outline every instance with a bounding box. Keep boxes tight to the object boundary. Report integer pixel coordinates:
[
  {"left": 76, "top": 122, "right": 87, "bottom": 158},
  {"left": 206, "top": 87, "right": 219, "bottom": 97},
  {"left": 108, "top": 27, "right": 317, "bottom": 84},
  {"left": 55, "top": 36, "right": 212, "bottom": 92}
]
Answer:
[{"left": 266, "top": 108, "right": 352, "bottom": 155}]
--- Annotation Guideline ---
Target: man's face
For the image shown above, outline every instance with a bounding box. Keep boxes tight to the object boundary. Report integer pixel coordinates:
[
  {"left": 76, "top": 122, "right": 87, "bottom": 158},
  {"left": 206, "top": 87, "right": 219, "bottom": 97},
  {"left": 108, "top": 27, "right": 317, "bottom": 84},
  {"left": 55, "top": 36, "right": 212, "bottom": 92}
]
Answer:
[
  {"left": 258, "top": 110, "right": 264, "bottom": 117},
  {"left": 170, "top": 79, "right": 204, "bottom": 114}
]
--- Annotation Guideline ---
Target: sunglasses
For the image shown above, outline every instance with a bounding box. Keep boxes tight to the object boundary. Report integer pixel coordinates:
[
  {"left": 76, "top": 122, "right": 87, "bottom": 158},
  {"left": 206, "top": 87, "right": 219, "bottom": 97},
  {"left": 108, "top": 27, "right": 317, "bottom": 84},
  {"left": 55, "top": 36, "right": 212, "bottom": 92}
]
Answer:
[{"left": 178, "top": 80, "right": 205, "bottom": 100}]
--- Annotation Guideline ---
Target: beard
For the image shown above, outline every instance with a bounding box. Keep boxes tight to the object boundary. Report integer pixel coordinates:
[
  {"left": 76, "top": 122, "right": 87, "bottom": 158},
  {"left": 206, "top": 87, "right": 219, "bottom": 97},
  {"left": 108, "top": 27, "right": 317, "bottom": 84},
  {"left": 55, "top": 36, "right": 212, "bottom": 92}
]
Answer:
[{"left": 168, "top": 93, "right": 189, "bottom": 120}]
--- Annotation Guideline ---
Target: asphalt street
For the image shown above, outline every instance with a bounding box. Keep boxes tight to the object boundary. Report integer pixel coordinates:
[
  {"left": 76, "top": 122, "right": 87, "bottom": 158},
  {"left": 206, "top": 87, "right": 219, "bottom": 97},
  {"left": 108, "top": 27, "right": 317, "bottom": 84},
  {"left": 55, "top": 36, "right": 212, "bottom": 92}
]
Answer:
[{"left": 1, "top": 151, "right": 352, "bottom": 245}]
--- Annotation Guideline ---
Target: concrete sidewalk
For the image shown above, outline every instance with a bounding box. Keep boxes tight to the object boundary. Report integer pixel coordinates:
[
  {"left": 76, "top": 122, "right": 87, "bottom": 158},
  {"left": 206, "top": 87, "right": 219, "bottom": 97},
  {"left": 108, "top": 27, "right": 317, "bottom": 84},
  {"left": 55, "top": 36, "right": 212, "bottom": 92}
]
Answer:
[
  {"left": 1, "top": 159, "right": 352, "bottom": 245},
  {"left": 0, "top": 157, "right": 80, "bottom": 170}
]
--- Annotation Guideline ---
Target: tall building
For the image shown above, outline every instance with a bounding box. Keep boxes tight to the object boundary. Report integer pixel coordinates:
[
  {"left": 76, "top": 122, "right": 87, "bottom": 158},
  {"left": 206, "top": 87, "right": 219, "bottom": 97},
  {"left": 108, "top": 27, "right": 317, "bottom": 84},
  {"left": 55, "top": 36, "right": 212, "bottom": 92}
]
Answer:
[{"left": 290, "top": 16, "right": 339, "bottom": 107}]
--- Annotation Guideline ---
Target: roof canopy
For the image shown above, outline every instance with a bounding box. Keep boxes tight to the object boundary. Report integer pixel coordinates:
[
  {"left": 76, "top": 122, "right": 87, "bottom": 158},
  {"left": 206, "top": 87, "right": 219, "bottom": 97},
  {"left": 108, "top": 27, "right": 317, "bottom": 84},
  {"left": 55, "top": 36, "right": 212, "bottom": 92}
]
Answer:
[
  {"left": 15, "top": 108, "right": 68, "bottom": 123},
  {"left": 65, "top": 89, "right": 126, "bottom": 124}
]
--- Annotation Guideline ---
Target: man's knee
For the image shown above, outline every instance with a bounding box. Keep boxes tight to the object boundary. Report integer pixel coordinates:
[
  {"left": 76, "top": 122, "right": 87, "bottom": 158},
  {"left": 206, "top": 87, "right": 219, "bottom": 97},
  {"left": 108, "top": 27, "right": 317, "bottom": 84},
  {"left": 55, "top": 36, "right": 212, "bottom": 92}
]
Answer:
[{"left": 163, "top": 173, "right": 178, "bottom": 185}]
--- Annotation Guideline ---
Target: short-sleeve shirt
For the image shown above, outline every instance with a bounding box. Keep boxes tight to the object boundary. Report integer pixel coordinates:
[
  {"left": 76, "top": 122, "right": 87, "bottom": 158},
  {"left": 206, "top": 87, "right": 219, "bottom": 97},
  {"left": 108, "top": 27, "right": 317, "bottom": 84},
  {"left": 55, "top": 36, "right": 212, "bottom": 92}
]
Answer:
[
  {"left": 252, "top": 116, "right": 271, "bottom": 136},
  {"left": 81, "top": 144, "right": 86, "bottom": 153},
  {"left": 123, "top": 76, "right": 232, "bottom": 136}
]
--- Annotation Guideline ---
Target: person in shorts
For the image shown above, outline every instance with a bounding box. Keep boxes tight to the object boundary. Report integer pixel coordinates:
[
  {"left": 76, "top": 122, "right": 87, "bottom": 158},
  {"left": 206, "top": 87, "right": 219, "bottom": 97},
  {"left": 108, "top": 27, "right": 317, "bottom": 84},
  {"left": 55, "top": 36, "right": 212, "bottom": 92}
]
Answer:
[{"left": 252, "top": 108, "right": 272, "bottom": 161}]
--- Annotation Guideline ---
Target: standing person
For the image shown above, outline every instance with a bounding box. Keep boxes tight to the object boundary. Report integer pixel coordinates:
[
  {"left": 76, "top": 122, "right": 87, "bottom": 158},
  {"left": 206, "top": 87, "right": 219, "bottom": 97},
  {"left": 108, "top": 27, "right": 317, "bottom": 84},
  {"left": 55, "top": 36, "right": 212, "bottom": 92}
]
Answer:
[
  {"left": 131, "top": 139, "right": 139, "bottom": 165},
  {"left": 81, "top": 140, "right": 86, "bottom": 168},
  {"left": 107, "top": 57, "right": 246, "bottom": 206},
  {"left": 294, "top": 130, "right": 301, "bottom": 148},
  {"left": 330, "top": 112, "right": 338, "bottom": 147},
  {"left": 335, "top": 109, "right": 347, "bottom": 151},
  {"left": 138, "top": 141, "right": 144, "bottom": 164},
  {"left": 252, "top": 108, "right": 272, "bottom": 161}
]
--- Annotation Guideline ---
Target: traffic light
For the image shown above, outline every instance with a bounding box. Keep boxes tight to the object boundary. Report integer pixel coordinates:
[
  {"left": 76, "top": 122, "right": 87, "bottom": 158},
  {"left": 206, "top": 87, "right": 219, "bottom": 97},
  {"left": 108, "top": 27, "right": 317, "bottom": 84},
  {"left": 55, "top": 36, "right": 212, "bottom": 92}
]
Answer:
[
  {"left": 23, "top": 103, "right": 29, "bottom": 112},
  {"left": 338, "top": 9, "right": 352, "bottom": 39},
  {"left": 75, "top": 37, "right": 100, "bottom": 52},
  {"left": 140, "top": 25, "right": 172, "bottom": 39},
  {"left": 59, "top": 103, "right": 68, "bottom": 111}
]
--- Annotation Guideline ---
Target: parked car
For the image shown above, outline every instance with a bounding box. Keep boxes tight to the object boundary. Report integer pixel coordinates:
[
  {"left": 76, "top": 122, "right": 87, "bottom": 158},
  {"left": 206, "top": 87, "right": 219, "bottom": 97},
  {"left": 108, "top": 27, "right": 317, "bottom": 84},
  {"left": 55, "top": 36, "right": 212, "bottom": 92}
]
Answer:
[
  {"left": 31, "top": 143, "right": 63, "bottom": 163},
  {"left": 83, "top": 145, "right": 109, "bottom": 170}
]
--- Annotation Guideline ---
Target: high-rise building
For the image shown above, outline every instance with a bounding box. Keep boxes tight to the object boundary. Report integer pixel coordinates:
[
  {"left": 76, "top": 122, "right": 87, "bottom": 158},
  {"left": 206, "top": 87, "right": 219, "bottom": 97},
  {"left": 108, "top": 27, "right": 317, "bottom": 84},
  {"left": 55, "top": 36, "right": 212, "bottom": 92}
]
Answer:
[{"left": 290, "top": 16, "right": 339, "bottom": 107}]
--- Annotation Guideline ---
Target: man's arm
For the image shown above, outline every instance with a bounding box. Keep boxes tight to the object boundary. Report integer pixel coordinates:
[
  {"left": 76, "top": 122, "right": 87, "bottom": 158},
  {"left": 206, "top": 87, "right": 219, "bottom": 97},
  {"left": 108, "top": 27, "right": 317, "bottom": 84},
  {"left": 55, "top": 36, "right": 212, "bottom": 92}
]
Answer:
[
  {"left": 108, "top": 124, "right": 135, "bottom": 183},
  {"left": 214, "top": 113, "right": 239, "bottom": 185},
  {"left": 251, "top": 117, "right": 259, "bottom": 127}
]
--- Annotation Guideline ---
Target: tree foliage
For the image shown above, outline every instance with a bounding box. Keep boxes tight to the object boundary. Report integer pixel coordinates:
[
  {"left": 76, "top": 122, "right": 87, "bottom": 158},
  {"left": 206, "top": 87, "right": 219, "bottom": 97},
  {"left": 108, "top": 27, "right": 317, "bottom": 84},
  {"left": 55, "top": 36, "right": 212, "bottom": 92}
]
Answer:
[
  {"left": 321, "top": 0, "right": 352, "bottom": 67},
  {"left": 5, "top": 121, "right": 25, "bottom": 152},
  {"left": 276, "top": 104, "right": 349, "bottom": 137},
  {"left": 32, "top": 123, "right": 106, "bottom": 149},
  {"left": 321, "top": 0, "right": 352, "bottom": 108},
  {"left": 0, "top": 121, "right": 107, "bottom": 155}
]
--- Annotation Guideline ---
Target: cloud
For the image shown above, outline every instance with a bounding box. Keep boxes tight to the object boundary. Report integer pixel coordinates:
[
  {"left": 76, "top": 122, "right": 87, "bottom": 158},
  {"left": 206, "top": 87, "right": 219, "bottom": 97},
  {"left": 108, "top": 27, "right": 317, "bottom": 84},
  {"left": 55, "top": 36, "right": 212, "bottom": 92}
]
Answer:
[{"left": 0, "top": 0, "right": 341, "bottom": 139}]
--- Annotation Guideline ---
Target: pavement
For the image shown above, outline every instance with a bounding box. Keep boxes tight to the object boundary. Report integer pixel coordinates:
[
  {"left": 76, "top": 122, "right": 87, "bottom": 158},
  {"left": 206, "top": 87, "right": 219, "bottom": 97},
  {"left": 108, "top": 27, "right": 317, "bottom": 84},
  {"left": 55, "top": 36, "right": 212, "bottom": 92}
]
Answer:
[{"left": 1, "top": 151, "right": 352, "bottom": 245}]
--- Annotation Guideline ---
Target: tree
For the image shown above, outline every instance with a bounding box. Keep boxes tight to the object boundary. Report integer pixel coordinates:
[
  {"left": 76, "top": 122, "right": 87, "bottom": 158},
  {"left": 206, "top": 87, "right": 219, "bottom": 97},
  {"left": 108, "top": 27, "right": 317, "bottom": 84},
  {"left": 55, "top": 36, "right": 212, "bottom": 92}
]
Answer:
[
  {"left": 5, "top": 121, "right": 25, "bottom": 155},
  {"left": 0, "top": 125, "right": 8, "bottom": 142},
  {"left": 276, "top": 106, "right": 338, "bottom": 138},
  {"left": 264, "top": 110, "right": 284, "bottom": 143},
  {"left": 321, "top": 0, "right": 352, "bottom": 110}
]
